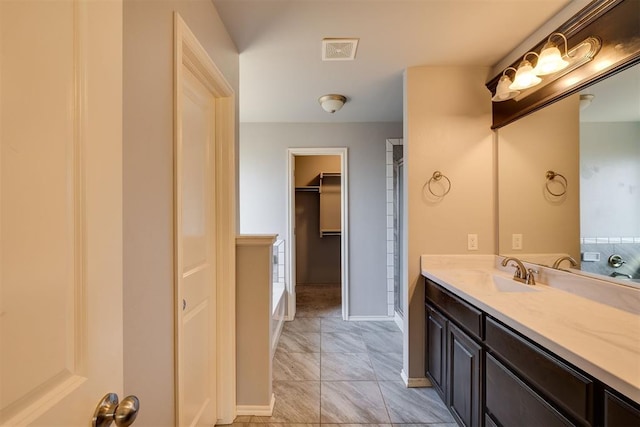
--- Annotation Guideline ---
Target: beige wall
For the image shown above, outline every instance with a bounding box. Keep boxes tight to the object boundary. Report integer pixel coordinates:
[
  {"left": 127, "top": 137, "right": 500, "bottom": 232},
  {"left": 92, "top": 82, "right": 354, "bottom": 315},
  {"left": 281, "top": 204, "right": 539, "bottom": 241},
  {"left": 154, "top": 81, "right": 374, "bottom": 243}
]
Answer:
[
  {"left": 123, "top": 1, "right": 239, "bottom": 425},
  {"left": 236, "top": 236, "right": 276, "bottom": 409},
  {"left": 497, "top": 94, "right": 580, "bottom": 261},
  {"left": 404, "top": 66, "right": 494, "bottom": 379},
  {"left": 295, "top": 155, "right": 340, "bottom": 186}
]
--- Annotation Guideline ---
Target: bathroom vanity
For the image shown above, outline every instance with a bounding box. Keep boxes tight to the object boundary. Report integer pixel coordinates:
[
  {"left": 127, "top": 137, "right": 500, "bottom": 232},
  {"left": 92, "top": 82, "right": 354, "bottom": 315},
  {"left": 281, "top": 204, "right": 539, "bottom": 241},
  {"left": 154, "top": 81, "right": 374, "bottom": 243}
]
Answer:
[{"left": 422, "top": 255, "right": 640, "bottom": 427}]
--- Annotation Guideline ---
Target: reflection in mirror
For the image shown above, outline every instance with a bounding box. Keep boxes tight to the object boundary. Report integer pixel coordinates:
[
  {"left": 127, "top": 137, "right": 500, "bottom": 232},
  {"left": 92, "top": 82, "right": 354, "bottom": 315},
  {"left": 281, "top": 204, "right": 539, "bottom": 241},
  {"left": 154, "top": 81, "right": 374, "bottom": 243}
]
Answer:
[
  {"left": 579, "top": 64, "right": 640, "bottom": 283},
  {"left": 497, "top": 94, "right": 581, "bottom": 266},
  {"left": 498, "top": 63, "right": 640, "bottom": 285}
]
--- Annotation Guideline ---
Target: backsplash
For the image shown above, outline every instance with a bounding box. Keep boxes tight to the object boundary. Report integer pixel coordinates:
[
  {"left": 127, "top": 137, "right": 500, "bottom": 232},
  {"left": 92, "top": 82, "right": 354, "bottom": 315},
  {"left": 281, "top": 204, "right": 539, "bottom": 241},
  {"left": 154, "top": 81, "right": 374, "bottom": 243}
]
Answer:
[{"left": 580, "top": 237, "right": 640, "bottom": 280}]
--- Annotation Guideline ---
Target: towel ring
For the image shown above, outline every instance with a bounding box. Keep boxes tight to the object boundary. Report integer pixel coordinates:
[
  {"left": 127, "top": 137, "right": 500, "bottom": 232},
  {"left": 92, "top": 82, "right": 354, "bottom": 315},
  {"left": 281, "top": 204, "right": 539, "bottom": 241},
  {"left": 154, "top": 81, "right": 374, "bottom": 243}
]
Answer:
[
  {"left": 545, "top": 170, "right": 567, "bottom": 196},
  {"left": 427, "top": 171, "right": 451, "bottom": 198}
]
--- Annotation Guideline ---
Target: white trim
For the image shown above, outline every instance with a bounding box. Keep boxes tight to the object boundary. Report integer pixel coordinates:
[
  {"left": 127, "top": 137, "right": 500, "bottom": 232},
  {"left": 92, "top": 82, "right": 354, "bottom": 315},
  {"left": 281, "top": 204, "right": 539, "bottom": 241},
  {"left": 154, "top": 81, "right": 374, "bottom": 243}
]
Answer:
[
  {"left": 347, "top": 315, "right": 395, "bottom": 322},
  {"left": 394, "top": 312, "right": 404, "bottom": 332},
  {"left": 286, "top": 148, "right": 349, "bottom": 320},
  {"left": 236, "top": 394, "right": 276, "bottom": 417},
  {"left": 236, "top": 235, "right": 277, "bottom": 246},
  {"left": 401, "top": 370, "right": 432, "bottom": 388},
  {"left": 174, "top": 13, "right": 236, "bottom": 425}
]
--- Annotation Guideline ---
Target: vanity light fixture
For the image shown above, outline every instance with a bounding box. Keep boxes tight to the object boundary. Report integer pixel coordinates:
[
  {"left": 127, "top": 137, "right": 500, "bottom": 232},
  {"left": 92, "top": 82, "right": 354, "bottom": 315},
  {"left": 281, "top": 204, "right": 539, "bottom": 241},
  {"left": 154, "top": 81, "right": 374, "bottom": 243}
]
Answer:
[
  {"left": 509, "top": 52, "right": 542, "bottom": 91},
  {"left": 491, "top": 32, "right": 601, "bottom": 103},
  {"left": 318, "top": 94, "right": 347, "bottom": 113},
  {"left": 491, "top": 67, "right": 520, "bottom": 102},
  {"left": 534, "top": 33, "right": 570, "bottom": 75}
]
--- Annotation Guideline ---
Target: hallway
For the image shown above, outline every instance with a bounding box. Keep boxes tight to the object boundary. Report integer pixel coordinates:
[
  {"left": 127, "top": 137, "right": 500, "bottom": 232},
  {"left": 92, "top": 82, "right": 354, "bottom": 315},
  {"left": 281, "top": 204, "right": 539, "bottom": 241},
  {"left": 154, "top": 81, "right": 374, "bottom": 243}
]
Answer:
[{"left": 233, "top": 284, "right": 455, "bottom": 426}]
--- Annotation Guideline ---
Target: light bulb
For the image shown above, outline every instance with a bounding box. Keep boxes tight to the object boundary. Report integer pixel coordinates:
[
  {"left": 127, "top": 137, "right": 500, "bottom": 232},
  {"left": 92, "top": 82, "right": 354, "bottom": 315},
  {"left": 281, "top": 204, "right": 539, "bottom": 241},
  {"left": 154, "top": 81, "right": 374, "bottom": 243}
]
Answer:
[
  {"left": 492, "top": 75, "right": 520, "bottom": 102},
  {"left": 534, "top": 42, "right": 569, "bottom": 75},
  {"left": 509, "top": 59, "right": 542, "bottom": 90}
]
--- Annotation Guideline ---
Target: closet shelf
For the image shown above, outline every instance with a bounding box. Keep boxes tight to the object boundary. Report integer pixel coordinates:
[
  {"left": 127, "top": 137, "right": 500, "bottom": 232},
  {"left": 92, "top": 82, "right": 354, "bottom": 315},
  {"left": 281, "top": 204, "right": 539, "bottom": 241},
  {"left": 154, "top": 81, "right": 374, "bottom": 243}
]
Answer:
[
  {"left": 320, "top": 172, "right": 341, "bottom": 178},
  {"left": 295, "top": 186, "right": 320, "bottom": 192}
]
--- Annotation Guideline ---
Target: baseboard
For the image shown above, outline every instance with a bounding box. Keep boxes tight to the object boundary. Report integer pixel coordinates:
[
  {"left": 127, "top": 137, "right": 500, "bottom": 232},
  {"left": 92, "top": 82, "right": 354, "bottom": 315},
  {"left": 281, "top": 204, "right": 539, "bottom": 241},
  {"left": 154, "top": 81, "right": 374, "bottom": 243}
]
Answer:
[
  {"left": 271, "top": 317, "right": 284, "bottom": 359},
  {"left": 393, "top": 312, "right": 404, "bottom": 332},
  {"left": 236, "top": 394, "right": 275, "bottom": 416},
  {"left": 347, "top": 315, "right": 395, "bottom": 321},
  {"left": 401, "top": 369, "right": 432, "bottom": 388}
]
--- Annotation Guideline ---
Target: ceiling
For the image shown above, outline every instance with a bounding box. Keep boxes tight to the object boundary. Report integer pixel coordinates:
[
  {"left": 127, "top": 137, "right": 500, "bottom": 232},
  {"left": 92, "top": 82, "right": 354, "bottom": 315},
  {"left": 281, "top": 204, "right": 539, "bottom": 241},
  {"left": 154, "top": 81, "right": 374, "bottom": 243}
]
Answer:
[{"left": 213, "top": 0, "right": 573, "bottom": 123}]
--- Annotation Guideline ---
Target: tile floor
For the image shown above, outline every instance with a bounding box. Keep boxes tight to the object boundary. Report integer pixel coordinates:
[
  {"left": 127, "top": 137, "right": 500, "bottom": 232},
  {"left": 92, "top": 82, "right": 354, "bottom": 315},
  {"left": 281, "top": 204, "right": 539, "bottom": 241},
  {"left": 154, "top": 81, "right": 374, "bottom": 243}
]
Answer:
[{"left": 233, "top": 284, "right": 455, "bottom": 427}]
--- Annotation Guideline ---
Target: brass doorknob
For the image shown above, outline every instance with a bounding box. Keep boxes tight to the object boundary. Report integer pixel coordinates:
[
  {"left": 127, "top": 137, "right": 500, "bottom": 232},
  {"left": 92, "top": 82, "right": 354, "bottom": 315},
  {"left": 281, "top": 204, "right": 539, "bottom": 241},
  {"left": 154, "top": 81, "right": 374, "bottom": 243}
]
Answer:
[{"left": 93, "top": 393, "right": 140, "bottom": 427}]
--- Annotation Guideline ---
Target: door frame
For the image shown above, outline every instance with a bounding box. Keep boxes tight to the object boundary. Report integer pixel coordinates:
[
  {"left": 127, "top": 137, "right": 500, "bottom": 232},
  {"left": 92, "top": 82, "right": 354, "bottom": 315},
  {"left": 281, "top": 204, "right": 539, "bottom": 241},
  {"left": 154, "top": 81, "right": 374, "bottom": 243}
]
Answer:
[
  {"left": 174, "top": 13, "right": 236, "bottom": 425},
  {"left": 386, "top": 138, "right": 404, "bottom": 331},
  {"left": 286, "top": 147, "right": 349, "bottom": 320}
]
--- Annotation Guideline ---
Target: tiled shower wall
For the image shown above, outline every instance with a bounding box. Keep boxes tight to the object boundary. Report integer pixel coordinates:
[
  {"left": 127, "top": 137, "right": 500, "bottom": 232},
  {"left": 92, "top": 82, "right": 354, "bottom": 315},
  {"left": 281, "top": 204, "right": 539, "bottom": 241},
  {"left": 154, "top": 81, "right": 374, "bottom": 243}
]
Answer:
[
  {"left": 385, "top": 138, "right": 403, "bottom": 317},
  {"left": 580, "top": 237, "right": 640, "bottom": 279}
]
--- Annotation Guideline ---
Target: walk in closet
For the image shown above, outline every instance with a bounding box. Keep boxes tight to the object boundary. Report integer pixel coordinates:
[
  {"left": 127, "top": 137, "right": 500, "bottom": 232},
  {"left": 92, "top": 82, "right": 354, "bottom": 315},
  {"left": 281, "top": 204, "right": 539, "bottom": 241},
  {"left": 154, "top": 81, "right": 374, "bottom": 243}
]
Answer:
[{"left": 294, "top": 155, "right": 342, "bottom": 285}]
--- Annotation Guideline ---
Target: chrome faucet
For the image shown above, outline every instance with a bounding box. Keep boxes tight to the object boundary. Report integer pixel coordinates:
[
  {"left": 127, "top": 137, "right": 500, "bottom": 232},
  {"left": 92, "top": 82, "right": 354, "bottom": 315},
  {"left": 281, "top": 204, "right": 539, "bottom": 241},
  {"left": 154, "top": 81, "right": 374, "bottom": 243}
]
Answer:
[
  {"left": 610, "top": 272, "right": 633, "bottom": 279},
  {"left": 552, "top": 255, "right": 578, "bottom": 270},
  {"left": 501, "top": 257, "right": 537, "bottom": 285}
]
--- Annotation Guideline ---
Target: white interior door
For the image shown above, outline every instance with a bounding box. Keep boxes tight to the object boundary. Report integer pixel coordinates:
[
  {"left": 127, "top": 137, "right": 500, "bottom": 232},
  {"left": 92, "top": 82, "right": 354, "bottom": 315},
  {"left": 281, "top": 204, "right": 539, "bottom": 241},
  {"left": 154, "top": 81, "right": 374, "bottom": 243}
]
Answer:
[
  {"left": 0, "top": 1, "right": 124, "bottom": 426},
  {"left": 173, "top": 14, "right": 237, "bottom": 426},
  {"left": 175, "top": 50, "right": 217, "bottom": 427}
]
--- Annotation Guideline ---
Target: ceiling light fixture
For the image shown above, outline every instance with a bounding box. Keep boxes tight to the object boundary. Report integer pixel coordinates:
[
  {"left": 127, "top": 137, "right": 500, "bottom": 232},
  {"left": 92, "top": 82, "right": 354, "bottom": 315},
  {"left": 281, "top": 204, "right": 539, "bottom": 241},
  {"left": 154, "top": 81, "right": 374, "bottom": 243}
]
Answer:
[
  {"left": 318, "top": 94, "right": 347, "bottom": 113},
  {"left": 509, "top": 52, "right": 542, "bottom": 91},
  {"left": 579, "top": 93, "right": 595, "bottom": 110}
]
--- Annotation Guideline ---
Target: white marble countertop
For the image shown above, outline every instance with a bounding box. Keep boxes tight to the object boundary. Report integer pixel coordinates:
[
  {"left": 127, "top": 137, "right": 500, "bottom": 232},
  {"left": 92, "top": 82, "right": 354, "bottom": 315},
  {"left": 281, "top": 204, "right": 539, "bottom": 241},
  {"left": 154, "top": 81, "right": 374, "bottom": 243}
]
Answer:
[{"left": 421, "top": 254, "right": 640, "bottom": 404}]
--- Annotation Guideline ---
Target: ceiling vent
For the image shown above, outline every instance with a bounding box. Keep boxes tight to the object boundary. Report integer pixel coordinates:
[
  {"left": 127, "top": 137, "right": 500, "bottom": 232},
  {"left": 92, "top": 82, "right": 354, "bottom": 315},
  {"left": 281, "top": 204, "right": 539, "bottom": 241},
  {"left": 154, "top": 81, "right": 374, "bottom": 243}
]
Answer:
[{"left": 322, "top": 38, "right": 359, "bottom": 61}]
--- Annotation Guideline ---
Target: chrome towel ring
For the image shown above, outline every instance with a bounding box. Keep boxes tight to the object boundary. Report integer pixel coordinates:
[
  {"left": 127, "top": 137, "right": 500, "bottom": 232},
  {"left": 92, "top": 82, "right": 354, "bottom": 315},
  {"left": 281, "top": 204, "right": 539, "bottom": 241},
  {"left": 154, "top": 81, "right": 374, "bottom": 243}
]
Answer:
[
  {"left": 545, "top": 170, "right": 567, "bottom": 196},
  {"left": 426, "top": 171, "right": 451, "bottom": 198}
]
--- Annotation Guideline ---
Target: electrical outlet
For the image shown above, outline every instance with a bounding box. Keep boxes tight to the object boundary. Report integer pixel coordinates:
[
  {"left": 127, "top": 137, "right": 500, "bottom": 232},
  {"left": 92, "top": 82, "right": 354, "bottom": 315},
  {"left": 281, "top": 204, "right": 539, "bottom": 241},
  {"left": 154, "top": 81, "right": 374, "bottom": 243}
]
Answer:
[
  {"left": 467, "top": 234, "right": 478, "bottom": 251},
  {"left": 512, "top": 234, "right": 523, "bottom": 250}
]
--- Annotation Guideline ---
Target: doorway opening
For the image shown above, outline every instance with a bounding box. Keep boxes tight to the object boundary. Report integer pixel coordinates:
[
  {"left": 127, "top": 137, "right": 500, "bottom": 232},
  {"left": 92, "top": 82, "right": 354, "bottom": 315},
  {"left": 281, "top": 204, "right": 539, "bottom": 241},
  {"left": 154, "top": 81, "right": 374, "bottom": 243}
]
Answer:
[
  {"left": 386, "top": 138, "right": 404, "bottom": 331},
  {"left": 286, "top": 148, "right": 349, "bottom": 320}
]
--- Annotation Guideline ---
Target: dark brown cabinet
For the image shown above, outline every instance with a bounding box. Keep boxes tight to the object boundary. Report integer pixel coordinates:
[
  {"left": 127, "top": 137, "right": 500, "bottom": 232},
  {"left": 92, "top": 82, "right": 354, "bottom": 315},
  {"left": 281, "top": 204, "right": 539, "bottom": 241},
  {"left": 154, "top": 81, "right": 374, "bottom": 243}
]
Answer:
[
  {"left": 604, "top": 390, "right": 640, "bottom": 427},
  {"left": 485, "top": 317, "right": 593, "bottom": 425},
  {"left": 485, "top": 353, "right": 573, "bottom": 426},
  {"left": 424, "top": 275, "right": 640, "bottom": 427},
  {"left": 425, "top": 278, "right": 483, "bottom": 427},
  {"left": 448, "top": 322, "right": 482, "bottom": 427},
  {"left": 426, "top": 304, "right": 447, "bottom": 396}
]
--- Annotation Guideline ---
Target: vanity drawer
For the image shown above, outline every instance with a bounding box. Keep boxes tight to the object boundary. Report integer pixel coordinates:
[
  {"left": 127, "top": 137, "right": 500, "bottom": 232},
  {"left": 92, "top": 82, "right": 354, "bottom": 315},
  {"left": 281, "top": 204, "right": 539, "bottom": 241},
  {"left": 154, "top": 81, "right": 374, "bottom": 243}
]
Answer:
[
  {"left": 425, "top": 278, "right": 483, "bottom": 340},
  {"left": 603, "top": 390, "right": 640, "bottom": 426},
  {"left": 485, "top": 317, "right": 593, "bottom": 425},
  {"left": 486, "top": 353, "right": 574, "bottom": 427}
]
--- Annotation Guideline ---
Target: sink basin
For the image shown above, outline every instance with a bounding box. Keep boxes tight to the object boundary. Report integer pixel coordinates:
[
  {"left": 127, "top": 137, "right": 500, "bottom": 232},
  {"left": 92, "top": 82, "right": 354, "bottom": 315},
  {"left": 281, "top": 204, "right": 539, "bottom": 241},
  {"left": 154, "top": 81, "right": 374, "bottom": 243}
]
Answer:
[
  {"left": 491, "top": 275, "right": 539, "bottom": 293},
  {"left": 434, "top": 269, "right": 541, "bottom": 293}
]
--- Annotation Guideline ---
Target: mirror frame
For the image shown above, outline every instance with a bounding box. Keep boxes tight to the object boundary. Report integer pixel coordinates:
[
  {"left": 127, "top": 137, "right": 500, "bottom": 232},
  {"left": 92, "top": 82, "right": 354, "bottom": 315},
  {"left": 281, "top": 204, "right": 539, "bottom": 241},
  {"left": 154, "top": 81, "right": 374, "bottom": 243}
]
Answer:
[{"left": 486, "top": 0, "right": 640, "bottom": 129}]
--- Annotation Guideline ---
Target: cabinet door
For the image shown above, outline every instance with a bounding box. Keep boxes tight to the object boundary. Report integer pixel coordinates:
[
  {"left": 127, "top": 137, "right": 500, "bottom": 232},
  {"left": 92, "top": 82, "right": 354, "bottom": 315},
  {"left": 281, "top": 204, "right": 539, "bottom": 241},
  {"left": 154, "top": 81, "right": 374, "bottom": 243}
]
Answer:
[
  {"left": 604, "top": 390, "right": 640, "bottom": 426},
  {"left": 447, "top": 323, "right": 482, "bottom": 427},
  {"left": 426, "top": 304, "right": 448, "bottom": 399}
]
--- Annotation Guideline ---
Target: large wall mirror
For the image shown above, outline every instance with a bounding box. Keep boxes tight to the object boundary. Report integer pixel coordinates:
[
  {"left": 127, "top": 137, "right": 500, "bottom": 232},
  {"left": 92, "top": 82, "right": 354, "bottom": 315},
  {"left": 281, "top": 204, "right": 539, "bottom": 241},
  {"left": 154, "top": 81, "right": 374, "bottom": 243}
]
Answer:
[
  {"left": 497, "top": 62, "right": 639, "bottom": 285},
  {"left": 493, "top": 0, "right": 639, "bottom": 286}
]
